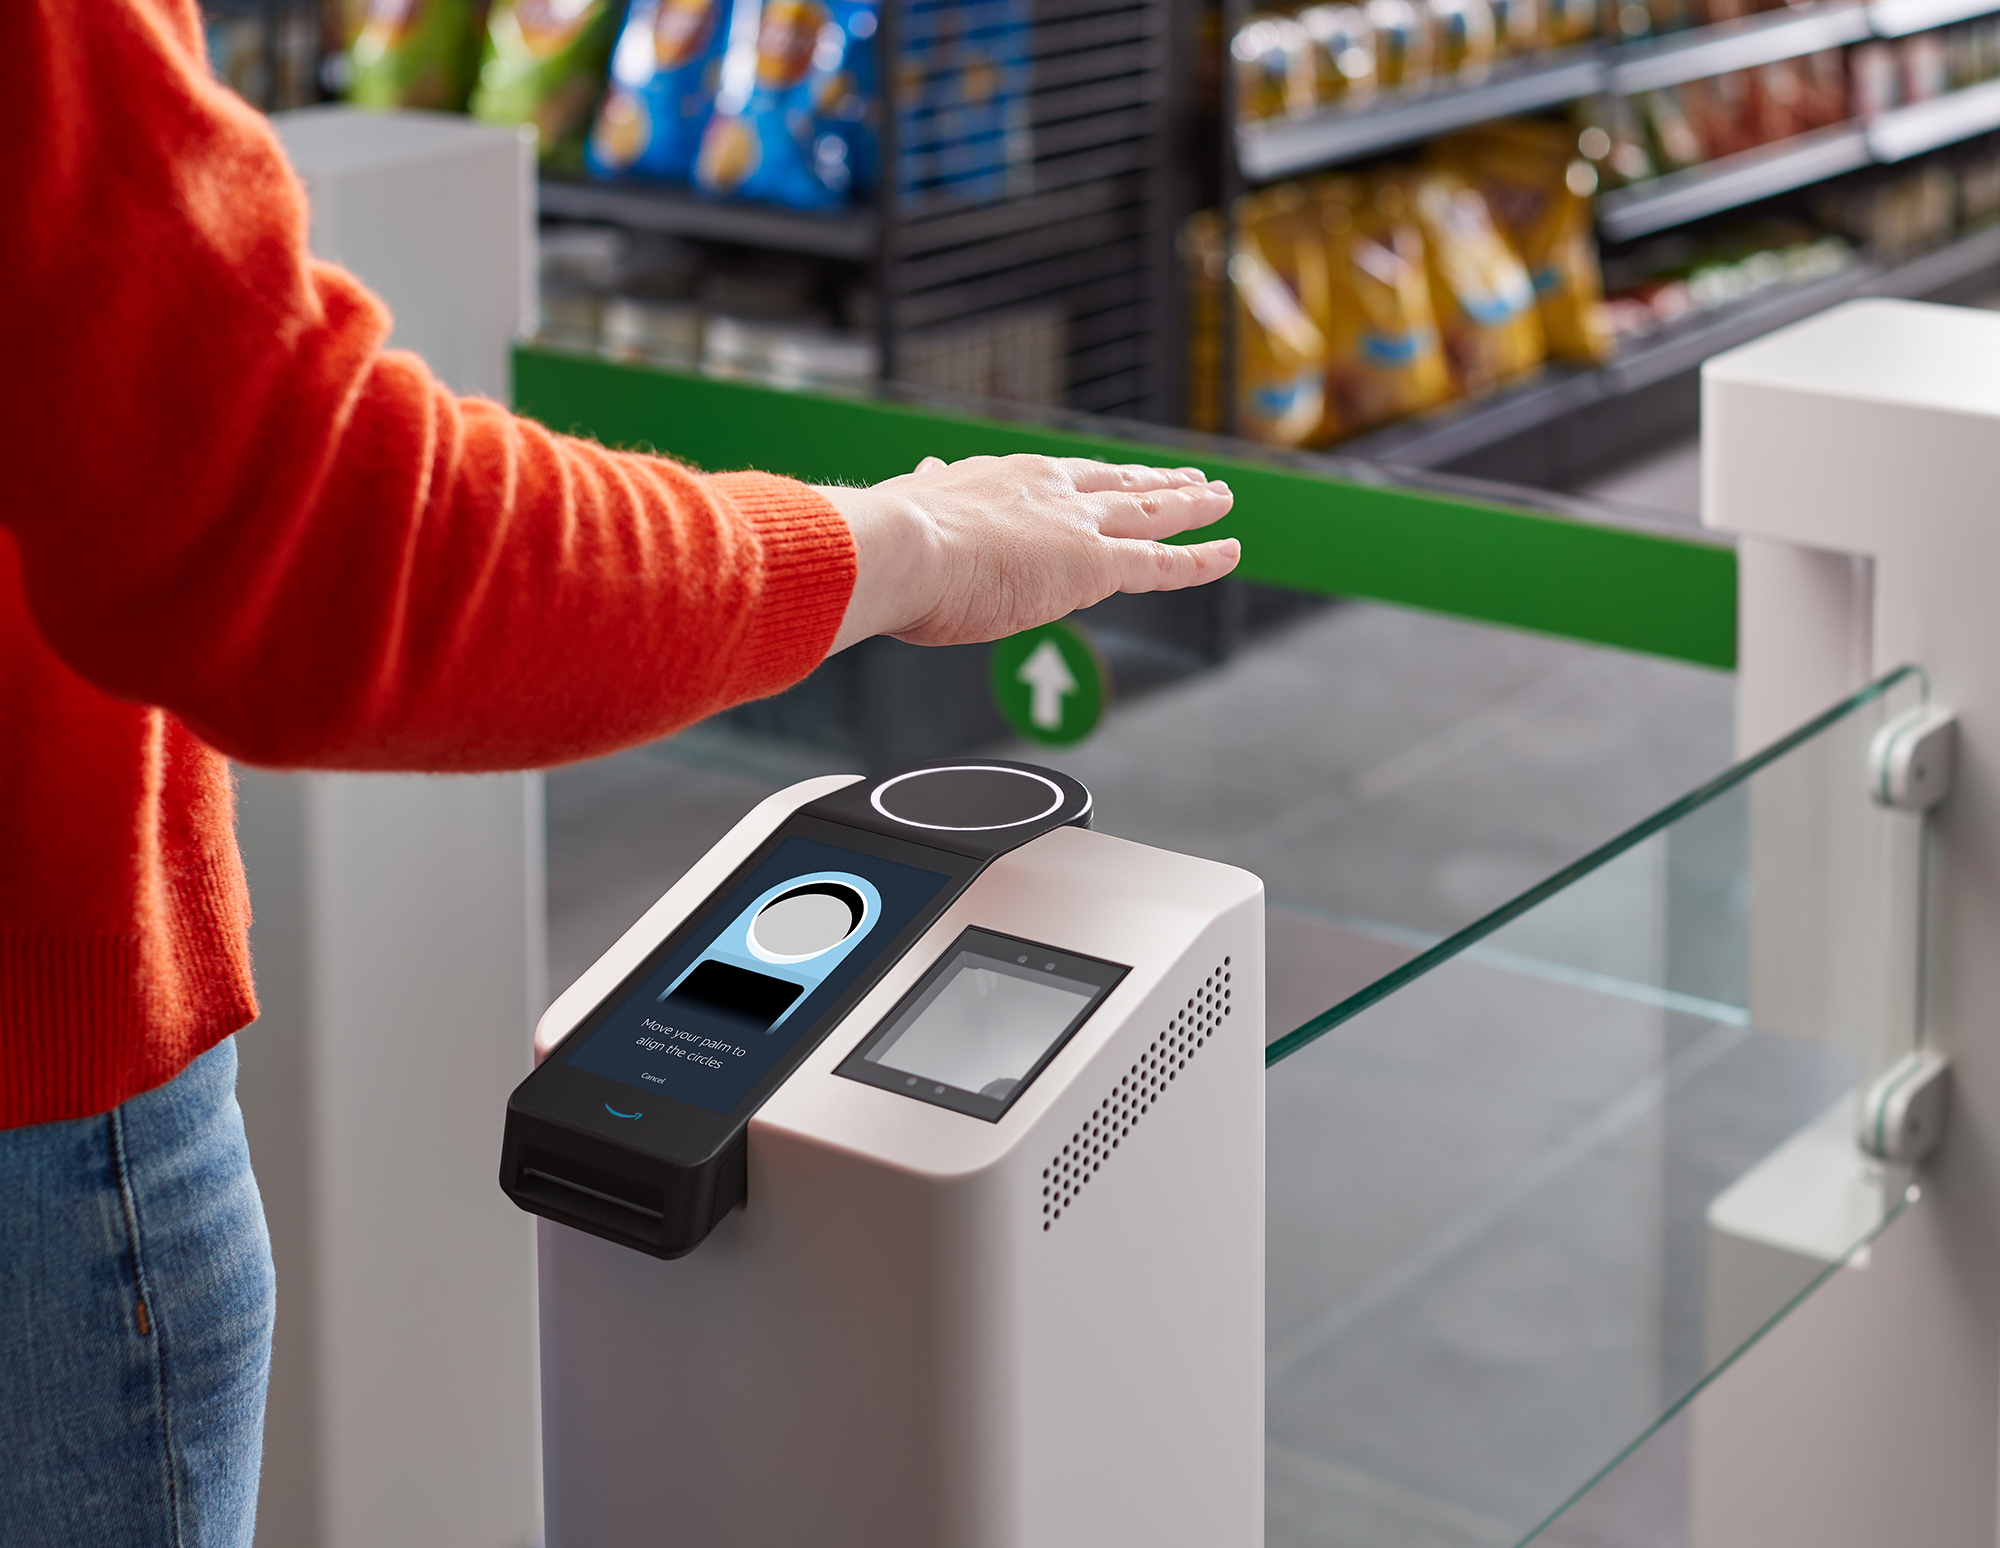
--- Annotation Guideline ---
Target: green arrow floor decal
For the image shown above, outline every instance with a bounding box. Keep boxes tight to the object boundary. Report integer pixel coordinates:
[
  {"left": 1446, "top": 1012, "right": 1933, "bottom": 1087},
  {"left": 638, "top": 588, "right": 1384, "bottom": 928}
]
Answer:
[{"left": 990, "top": 622, "right": 1108, "bottom": 747}]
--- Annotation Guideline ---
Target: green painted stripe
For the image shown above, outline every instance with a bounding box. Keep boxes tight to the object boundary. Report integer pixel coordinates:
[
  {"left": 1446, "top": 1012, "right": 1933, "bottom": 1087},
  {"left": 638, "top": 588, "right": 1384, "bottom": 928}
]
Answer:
[{"left": 512, "top": 347, "right": 1737, "bottom": 669}]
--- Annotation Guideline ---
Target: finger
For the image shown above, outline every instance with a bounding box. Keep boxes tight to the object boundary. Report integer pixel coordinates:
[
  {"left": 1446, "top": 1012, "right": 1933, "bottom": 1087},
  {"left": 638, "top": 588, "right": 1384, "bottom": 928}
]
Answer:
[
  {"left": 1091, "top": 480, "right": 1233, "bottom": 542},
  {"left": 1061, "top": 458, "right": 1212, "bottom": 494},
  {"left": 914, "top": 455, "right": 947, "bottom": 473},
  {"left": 1106, "top": 537, "right": 1242, "bottom": 594}
]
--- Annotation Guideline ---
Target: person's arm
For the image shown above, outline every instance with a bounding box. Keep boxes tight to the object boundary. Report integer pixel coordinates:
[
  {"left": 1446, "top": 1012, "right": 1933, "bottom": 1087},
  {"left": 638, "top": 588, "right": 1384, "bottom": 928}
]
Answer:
[
  {"left": 2, "top": 0, "right": 857, "bottom": 771},
  {"left": 1, "top": 2, "right": 1234, "bottom": 774}
]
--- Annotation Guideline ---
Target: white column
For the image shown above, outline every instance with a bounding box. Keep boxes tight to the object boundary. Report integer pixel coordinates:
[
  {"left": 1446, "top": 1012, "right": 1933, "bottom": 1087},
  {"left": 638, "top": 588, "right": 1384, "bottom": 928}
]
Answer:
[
  {"left": 1690, "top": 299, "right": 2000, "bottom": 1548},
  {"left": 276, "top": 107, "right": 537, "bottom": 396},
  {"left": 235, "top": 110, "right": 545, "bottom": 1548}
]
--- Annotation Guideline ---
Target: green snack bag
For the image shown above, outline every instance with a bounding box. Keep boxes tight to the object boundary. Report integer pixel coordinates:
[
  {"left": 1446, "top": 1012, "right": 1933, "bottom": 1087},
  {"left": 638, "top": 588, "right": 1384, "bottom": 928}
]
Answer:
[
  {"left": 348, "top": 0, "right": 491, "bottom": 111},
  {"left": 472, "top": 0, "right": 627, "bottom": 170}
]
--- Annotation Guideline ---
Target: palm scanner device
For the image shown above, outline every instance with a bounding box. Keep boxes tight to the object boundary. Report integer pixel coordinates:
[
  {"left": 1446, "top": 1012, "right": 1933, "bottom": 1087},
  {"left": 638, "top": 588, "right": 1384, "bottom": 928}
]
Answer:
[{"left": 501, "top": 760, "right": 1264, "bottom": 1548}]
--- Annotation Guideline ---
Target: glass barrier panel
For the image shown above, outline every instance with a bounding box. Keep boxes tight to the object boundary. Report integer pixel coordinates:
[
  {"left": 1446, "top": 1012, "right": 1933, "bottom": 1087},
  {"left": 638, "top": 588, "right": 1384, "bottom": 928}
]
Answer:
[
  {"left": 590, "top": 649, "right": 1925, "bottom": 1548},
  {"left": 1261, "top": 666, "right": 1926, "bottom": 1548}
]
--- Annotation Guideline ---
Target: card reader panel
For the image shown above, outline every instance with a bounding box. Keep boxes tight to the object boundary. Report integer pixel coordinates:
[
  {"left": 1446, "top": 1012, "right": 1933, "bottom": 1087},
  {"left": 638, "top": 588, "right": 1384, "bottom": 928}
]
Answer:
[{"left": 837, "top": 928, "right": 1128, "bottom": 1121}]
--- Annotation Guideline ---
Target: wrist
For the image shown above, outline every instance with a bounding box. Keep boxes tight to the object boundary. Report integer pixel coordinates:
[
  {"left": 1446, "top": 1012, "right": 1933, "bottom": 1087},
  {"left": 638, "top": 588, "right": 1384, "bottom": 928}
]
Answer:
[{"left": 820, "top": 483, "right": 936, "bottom": 652}]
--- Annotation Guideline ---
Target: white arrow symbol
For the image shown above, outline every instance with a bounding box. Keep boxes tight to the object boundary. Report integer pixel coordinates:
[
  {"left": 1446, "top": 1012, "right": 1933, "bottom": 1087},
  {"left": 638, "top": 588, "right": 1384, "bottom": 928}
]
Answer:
[{"left": 1016, "top": 638, "right": 1079, "bottom": 731}]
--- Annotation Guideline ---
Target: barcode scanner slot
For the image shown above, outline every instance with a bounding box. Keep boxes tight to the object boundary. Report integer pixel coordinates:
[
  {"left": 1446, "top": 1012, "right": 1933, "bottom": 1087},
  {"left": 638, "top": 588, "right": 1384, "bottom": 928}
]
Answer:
[
  {"left": 513, "top": 1148, "right": 669, "bottom": 1249},
  {"left": 521, "top": 1168, "right": 665, "bottom": 1222}
]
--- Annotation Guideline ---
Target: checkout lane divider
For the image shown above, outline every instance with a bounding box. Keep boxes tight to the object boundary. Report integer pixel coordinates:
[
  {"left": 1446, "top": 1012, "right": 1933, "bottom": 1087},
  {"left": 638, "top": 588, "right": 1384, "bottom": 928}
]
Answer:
[{"left": 512, "top": 347, "right": 1738, "bottom": 672}]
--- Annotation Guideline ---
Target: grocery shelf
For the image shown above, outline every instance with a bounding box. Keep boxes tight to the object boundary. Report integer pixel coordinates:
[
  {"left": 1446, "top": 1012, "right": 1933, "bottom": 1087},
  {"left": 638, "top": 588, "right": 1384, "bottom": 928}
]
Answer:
[
  {"left": 1869, "top": 0, "right": 2000, "bottom": 37},
  {"left": 538, "top": 177, "right": 878, "bottom": 261},
  {"left": 1232, "top": 2, "right": 2000, "bottom": 191},
  {"left": 1861, "top": 216, "right": 2000, "bottom": 293},
  {"left": 1594, "top": 75, "right": 2000, "bottom": 243},
  {"left": 1316, "top": 368, "right": 1601, "bottom": 469},
  {"left": 1596, "top": 123, "right": 1872, "bottom": 242},
  {"left": 1868, "top": 75, "right": 2000, "bottom": 160},
  {"left": 1327, "top": 221, "right": 2000, "bottom": 470},
  {"left": 1609, "top": 1, "right": 1873, "bottom": 95},
  {"left": 1235, "top": 51, "right": 1603, "bottom": 182},
  {"left": 1603, "top": 261, "right": 1864, "bottom": 391},
  {"left": 570, "top": 73, "right": 2000, "bottom": 255}
]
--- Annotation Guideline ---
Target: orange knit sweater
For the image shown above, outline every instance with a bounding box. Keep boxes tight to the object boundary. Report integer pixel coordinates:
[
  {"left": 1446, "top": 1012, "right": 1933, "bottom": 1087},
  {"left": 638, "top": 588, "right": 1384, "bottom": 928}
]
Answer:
[{"left": 0, "top": 1, "right": 856, "bottom": 1127}]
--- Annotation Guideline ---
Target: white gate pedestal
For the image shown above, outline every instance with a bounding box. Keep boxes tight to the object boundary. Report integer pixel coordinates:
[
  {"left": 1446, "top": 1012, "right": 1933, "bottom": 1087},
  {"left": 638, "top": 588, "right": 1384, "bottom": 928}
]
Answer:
[
  {"left": 1692, "top": 299, "right": 2000, "bottom": 1548},
  {"left": 235, "top": 110, "right": 545, "bottom": 1548}
]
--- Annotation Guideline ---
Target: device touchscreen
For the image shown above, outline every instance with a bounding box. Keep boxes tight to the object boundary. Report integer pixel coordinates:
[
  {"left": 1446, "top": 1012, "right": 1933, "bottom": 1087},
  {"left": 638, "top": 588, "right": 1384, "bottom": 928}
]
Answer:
[
  {"left": 562, "top": 836, "right": 952, "bottom": 1116},
  {"left": 838, "top": 928, "right": 1127, "bottom": 1121}
]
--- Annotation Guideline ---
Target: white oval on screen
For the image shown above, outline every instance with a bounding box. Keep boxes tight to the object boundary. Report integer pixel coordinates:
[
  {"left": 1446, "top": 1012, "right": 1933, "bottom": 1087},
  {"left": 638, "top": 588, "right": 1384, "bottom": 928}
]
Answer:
[{"left": 752, "top": 890, "right": 858, "bottom": 959}]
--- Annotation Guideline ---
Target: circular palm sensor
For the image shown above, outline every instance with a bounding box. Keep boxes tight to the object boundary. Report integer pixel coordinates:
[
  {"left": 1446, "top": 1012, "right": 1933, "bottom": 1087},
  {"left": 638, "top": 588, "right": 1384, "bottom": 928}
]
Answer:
[
  {"left": 751, "top": 882, "right": 865, "bottom": 959},
  {"left": 871, "top": 766, "right": 1065, "bottom": 831}
]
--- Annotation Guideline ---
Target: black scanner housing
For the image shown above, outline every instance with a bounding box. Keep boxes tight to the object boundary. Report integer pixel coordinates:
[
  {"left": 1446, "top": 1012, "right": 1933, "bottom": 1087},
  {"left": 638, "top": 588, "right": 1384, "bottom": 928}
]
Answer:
[{"left": 499, "top": 760, "right": 1092, "bottom": 1258}]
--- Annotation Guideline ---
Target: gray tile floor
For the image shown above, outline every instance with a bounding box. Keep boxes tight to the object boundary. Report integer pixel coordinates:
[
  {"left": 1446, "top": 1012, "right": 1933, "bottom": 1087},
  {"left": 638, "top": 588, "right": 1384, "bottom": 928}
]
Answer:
[
  {"left": 1264, "top": 949, "right": 1846, "bottom": 1548},
  {"left": 543, "top": 440, "right": 1780, "bottom": 1548}
]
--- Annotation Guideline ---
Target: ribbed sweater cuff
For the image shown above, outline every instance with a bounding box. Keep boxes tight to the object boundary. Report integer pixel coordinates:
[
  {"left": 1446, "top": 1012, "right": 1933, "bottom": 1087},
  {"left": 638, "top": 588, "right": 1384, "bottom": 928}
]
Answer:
[{"left": 705, "top": 471, "right": 857, "bottom": 697}]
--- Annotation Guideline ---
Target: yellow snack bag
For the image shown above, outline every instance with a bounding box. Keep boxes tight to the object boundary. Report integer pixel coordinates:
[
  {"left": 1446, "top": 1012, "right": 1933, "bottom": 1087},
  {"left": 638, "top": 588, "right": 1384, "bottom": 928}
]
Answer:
[
  {"left": 1489, "top": 0, "right": 1539, "bottom": 55},
  {"left": 1426, "top": 0, "right": 1496, "bottom": 78},
  {"left": 1365, "top": 0, "right": 1432, "bottom": 86},
  {"left": 1181, "top": 206, "right": 1328, "bottom": 445},
  {"left": 1297, "top": 4, "right": 1377, "bottom": 104},
  {"left": 1401, "top": 167, "right": 1544, "bottom": 394},
  {"left": 1243, "top": 186, "right": 1332, "bottom": 342},
  {"left": 1232, "top": 214, "right": 1328, "bottom": 446},
  {"left": 1232, "top": 14, "right": 1315, "bottom": 119},
  {"left": 1541, "top": 0, "right": 1596, "bottom": 45},
  {"left": 1314, "top": 185, "right": 1453, "bottom": 438},
  {"left": 1436, "top": 121, "right": 1615, "bottom": 365},
  {"left": 1248, "top": 182, "right": 1339, "bottom": 438}
]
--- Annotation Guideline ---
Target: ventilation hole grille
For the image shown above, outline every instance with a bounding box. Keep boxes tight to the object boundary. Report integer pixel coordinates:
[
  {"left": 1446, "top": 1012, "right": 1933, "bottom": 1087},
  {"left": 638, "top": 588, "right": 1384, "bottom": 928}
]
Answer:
[{"left": 1041, "top": 956, "right": 1232, "bottom": 1232}]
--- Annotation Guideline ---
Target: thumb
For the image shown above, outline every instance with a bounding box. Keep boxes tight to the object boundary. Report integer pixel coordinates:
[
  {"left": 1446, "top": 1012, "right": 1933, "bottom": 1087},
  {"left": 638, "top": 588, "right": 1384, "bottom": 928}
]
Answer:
[{"left": 914, "top": 456, "right": 947, "bottom": 473}]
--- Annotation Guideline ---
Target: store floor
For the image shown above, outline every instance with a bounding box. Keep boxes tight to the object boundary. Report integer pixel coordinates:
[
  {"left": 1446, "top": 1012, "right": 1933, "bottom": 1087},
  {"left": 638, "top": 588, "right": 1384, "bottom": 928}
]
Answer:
[
  {"left": 544, "top": 461, "right": 1734, "bottom": 1548},
  {"left": 1571, "top": 439, "right": 1702, "bottom": 529}
]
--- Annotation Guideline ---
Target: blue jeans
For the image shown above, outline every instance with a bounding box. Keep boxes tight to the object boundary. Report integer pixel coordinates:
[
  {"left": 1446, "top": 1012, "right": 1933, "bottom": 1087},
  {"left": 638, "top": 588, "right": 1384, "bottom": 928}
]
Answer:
[{"left": 0, "top": 1038, "right": 274, "bottom": 1547}]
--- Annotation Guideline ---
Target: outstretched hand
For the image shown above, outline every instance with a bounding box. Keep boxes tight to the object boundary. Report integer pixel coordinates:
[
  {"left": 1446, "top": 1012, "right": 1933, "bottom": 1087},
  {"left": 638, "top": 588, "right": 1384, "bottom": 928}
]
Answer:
[{"left": 819, "top": 454, "right": 1238, "bottom": 652}]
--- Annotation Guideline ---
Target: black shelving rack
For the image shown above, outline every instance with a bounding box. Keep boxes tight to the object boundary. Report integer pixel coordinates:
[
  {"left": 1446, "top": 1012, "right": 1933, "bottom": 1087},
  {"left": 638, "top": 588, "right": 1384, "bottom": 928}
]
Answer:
[
  {"left": 1212, "top": 0, "right": 2000, "bottom": 483},
  {"left": 898, "top": 0, "right": 1176, "bottom": 415},
  {"left": 199, "top": 0, "right": 342, "bottom": 110},
  {"left": 542, "top": 0, "right": 1181, "bottom": 422}
]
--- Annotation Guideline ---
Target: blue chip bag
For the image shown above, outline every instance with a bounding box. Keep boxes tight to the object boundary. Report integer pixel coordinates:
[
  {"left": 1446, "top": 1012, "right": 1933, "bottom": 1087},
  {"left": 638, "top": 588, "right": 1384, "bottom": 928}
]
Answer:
[
  {"left": 694, "top": 0, "right": 880, "bottom": 210},
  {"left": 934, "top": 10, "right": 1027, "bottom": 202},
  {"left": 895, "top": 0, "right": 1026, "bottom": 206},
  {"left": 812, "top": 0, "right": 879, "bottom": 199},
  {"left": 586, "top": 0, "right": 734, "bottom": 180}
]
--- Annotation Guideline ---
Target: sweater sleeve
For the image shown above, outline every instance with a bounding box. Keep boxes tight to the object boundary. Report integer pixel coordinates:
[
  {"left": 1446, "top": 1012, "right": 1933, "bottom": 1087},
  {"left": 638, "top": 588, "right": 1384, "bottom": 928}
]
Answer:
[{"left": 0, "top": 0, "right": 855, "bottom": 773}]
